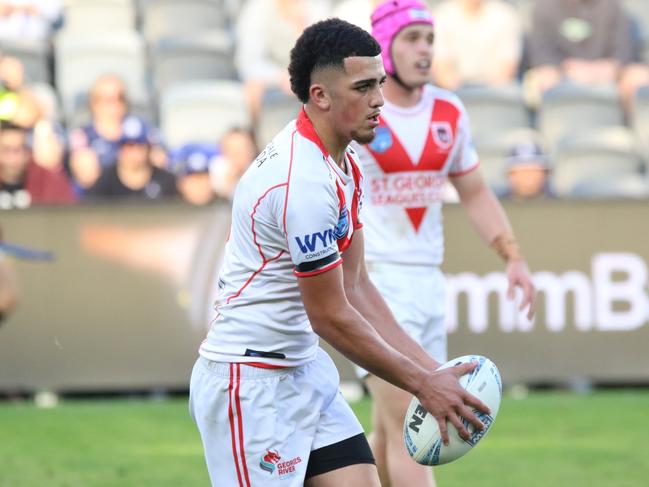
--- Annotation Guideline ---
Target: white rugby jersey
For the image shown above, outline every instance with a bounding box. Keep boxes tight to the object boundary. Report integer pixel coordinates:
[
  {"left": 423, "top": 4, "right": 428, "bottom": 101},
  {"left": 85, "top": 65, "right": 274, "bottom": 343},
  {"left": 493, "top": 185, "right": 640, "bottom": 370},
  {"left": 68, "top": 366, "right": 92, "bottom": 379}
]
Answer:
[
  {"left": 353, "top": 84, "right": 479, "bottom": 266},
  {"left": 200, "top": 108, "right": 363, "bottom": 367}
]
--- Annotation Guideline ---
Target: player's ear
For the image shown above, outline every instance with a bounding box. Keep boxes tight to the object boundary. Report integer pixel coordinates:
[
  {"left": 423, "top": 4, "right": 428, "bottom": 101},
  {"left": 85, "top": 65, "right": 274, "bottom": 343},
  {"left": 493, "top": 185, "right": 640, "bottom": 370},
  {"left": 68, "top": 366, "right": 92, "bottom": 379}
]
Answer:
[{"left": 309, "top": 83, "right": 331, "bottom": 111}]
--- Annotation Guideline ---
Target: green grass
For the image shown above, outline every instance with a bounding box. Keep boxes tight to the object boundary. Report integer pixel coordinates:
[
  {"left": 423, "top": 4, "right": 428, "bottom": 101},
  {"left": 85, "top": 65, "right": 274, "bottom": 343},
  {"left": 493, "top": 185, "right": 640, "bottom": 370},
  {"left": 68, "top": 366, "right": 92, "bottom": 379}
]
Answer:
[{"left": 1, "top": 391, "right": 648, "bottom": 486}]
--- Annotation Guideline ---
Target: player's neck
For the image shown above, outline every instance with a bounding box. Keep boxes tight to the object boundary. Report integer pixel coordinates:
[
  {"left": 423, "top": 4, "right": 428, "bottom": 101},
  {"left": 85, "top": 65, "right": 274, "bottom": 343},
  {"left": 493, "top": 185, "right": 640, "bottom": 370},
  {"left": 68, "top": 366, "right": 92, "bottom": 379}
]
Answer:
[
  {"left": 383, "top": 77, "right": 423, "bottom": 108},
  {"left": 304, "top": 105, "right": 349, "bottom": 169}
]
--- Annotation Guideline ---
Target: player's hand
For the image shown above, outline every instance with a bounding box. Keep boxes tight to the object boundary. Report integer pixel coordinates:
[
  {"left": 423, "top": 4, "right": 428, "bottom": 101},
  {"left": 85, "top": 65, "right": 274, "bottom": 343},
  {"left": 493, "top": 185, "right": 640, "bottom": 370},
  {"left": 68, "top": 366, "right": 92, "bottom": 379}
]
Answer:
[
  {"left": 415, "top": 362, "right": 491, "bottom": 445},
  {"left": 506, "top": 258, "right": 535, "bottom": 320}
]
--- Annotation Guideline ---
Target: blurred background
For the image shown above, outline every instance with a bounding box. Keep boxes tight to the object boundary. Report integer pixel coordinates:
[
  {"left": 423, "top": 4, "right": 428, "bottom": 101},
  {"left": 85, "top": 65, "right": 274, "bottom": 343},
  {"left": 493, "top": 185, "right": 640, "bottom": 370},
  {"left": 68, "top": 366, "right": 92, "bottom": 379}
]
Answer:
[{"left": 1, "top": 1, "right": 649, "bottom": 485}]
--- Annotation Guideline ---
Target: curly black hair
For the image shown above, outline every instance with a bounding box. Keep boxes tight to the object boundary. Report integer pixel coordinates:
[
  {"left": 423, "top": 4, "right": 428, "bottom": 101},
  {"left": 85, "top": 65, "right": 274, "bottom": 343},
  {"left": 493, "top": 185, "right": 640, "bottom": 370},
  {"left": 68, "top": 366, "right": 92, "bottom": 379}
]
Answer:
[{"left": 288, "top": 18, "right": 381, "bottom": 104}]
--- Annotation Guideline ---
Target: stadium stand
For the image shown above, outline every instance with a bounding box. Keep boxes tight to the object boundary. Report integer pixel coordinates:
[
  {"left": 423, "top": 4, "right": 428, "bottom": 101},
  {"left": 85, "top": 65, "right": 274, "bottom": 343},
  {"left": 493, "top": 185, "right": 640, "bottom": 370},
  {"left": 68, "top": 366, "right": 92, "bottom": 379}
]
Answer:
[
  {"left": 0, "top": 38, "right": 51, "bottom": 85},
  {"left": 159, "top": 80, "right": 250, "bottom": 148},
  {"left": 255, "top": 88, "right": 302, "bottom": 149},
  {"left": 64, "top": 0, "right": 137, "bottom": 33}
]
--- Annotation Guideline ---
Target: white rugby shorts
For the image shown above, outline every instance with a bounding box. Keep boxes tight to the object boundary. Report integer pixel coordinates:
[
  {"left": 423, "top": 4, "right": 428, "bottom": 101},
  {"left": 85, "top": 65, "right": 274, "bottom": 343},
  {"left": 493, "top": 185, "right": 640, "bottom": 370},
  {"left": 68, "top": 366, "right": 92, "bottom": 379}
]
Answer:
[
  {"left": 356, "top": 262, "right": 448, "bottom": 378},
  {"left": 189, "top": 347, "right": 366, "bottom": 486}
]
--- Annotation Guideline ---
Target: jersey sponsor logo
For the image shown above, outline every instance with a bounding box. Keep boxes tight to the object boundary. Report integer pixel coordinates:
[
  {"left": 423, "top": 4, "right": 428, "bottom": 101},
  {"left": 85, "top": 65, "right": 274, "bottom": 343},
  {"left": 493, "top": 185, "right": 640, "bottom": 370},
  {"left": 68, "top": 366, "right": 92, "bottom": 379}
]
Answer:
[
  {"left": 295, "top": 230, "right": 337, "bottom": 254},
  {"left": 295, "top": 208, "right": 350, "bottom": 255},
  {"left": 431, "top": 121, "right": 453, "bottom": 150},
  {"left": 369, "top": 170, "right": 446, "bottom": 207},
  {"left": 369, "top": 126, "right": 393, "bottom": 153}
]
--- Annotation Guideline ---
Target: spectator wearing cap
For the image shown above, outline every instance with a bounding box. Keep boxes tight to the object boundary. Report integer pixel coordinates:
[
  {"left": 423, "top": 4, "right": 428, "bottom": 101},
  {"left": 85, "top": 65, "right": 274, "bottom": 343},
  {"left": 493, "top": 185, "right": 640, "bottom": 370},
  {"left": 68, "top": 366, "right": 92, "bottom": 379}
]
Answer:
[
  {"left": 498, "top": 141, "right": 554, "bottom": 200},
  {"left": 171, "top": 142, "right": 218, "bottom": 206},
  {"left": 86, "top": 117, "right": 177, "bottom": 201},
  {"left": 68, "top": 75, "right": 167, "bottom": 194},
  {"left": 0, "top": 120, "right": 75, "bottom": 208},
  {"left": 210, "top": 128, "right": 257, "bottom": 200}
]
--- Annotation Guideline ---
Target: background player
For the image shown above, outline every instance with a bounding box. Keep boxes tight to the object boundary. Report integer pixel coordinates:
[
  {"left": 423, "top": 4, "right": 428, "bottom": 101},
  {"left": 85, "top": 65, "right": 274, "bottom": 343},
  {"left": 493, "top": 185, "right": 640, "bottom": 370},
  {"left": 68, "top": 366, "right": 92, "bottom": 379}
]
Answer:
[
  {"left": 352, "top": 2, "right": 537, "bottom": 486},
  {"left": 189, "top": 18, "right": 490, "bottom": 487}
]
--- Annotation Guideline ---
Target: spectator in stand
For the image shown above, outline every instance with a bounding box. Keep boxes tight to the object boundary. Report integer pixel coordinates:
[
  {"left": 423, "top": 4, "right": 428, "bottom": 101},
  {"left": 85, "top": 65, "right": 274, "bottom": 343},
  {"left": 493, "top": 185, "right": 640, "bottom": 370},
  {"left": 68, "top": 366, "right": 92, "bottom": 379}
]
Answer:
[
  {"left": 498, "top": 141, "right": 554, "bottom": 200},
  {"left": 210, "top": 128, "right": 256, "bottom": 200},
  {"left": 527, "top": 0, "right": 649, "bottom": 110},
  {"left": 0, "top": 0, "right": 62, "bottom": 41},
  {"left": 234, "top": 0, "right": 331, "bottom": 121},
  {"left": 86, "top": 117, "right": 177, "bottom": 201},
  {"left": 69, "top": 74, "right": 167, "bottom": 195},
  {"left": 432, "top": 0, "right": 523, "bottom": 90},
  {"left": 0, "top": 120, "right": 75, "bottom": 208},
  {"left": 170, "top": 142, "right": 218, "bottom": 206}
]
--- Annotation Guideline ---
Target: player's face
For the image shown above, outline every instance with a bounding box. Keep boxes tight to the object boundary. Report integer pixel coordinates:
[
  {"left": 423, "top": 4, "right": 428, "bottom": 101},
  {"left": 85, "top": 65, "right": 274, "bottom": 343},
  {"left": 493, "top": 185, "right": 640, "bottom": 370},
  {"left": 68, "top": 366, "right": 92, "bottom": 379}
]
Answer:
[
  {"left": 328, "top": 55, "right": 386, "bottom": 144},
  {"left": 391, "top": 24, "right": 434, "bottom": 88}
]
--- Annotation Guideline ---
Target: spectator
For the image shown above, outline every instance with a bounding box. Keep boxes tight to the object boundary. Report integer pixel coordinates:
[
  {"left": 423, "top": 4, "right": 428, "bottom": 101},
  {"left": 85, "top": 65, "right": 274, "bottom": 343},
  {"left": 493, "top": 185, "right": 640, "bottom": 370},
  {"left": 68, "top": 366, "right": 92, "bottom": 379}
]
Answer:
[
  {"left": 86, "top": 117, "right": 177, "bottom": 201},
  {"left": 0, "top": 120, "right": 75, "bottom": 208},
  {"left": 0, "top": 0, "right": 62, "bottom": 41},
  {"left": 432, "top": 0, "right": 523, "bottom": 90},
  {"left": 499, "top": 141, "right": 554, "bottom": 200},
  {"left": 69, "top": 74, "right": 167, "bottom": 194},
  {"left": 527, "top": 0, "right": 649, "bottom": 109},
  {"left": 170, "top": 143, "right": 218, "bottom": 206},
  {"left": 235, "top": 0, "right": 331, "bottom": 120},
  {"left": 210, "top": 128, "right": 257, "bottom": 200}
]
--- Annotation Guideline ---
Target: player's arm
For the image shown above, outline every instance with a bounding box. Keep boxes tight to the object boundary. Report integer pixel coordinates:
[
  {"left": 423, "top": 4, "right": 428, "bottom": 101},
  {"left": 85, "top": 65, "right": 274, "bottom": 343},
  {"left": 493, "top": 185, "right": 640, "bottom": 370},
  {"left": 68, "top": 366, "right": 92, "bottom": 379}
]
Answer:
[
  {"left": 298, "top": 264, "right": 488, "bottom": 444},
  {"left": 450, "top": 167, "right": 535, "bottom": 318},
  {"left": 341, "top": 228, "right": 440, "bottom": 372}
]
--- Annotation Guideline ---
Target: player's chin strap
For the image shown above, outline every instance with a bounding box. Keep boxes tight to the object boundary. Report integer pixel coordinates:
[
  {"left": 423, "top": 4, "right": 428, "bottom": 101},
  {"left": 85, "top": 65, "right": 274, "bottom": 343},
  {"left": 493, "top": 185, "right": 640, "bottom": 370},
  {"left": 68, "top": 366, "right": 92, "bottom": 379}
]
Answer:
[{"left": 491, "top": 232, "right": 523, "bottom": 262}]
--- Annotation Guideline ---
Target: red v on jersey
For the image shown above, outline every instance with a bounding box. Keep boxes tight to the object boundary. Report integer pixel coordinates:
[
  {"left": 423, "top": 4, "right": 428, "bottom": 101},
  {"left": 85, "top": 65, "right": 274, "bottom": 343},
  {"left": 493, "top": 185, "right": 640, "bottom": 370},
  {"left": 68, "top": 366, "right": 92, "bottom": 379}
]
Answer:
[{"left": 366, "top": 99, "right": 460, "bottom": 231}]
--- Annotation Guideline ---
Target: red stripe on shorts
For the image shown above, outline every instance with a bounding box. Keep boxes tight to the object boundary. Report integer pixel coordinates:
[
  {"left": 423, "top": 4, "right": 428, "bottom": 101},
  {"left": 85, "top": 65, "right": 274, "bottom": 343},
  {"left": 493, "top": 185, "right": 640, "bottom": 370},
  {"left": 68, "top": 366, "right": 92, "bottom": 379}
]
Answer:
[
  {"left": 234, "top": 364, "right": 252, "bottom": 486},
  {"left": 228, "top": 363, "right": 245, "bottom": 486}
]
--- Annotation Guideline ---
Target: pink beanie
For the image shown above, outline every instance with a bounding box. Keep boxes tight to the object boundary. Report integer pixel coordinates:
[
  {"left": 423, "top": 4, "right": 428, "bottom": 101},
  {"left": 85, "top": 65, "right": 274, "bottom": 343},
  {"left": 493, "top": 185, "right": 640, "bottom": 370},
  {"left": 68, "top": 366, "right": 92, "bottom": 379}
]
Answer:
[{"left": 371, "top": 0, "right": 434, "bottom": 76}]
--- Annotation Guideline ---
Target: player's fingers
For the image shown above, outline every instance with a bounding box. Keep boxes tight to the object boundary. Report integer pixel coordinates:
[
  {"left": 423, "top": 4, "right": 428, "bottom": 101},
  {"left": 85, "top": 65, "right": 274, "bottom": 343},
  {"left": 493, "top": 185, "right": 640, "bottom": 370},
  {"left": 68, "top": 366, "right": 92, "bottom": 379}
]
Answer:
[
  {"left": 462, "top": 390, "right": 491, "bottom": 415},
  {"left": 507, "top": 278, "right": 515, "bottom": 300},
  {"left": 519, "top": 281, "right": 535, "bottom": 319},
  {"left": 450, "top": 361, "right": 477, "bottom": 377},
  {"left": 436, "top": 416, "right": 450, "bottom": 445},
  {"left": 458, "top": 404, "right": 485, "bottom": 432},
  {"left": 447, "top": 411, "right": 470, "bottom": 441}
]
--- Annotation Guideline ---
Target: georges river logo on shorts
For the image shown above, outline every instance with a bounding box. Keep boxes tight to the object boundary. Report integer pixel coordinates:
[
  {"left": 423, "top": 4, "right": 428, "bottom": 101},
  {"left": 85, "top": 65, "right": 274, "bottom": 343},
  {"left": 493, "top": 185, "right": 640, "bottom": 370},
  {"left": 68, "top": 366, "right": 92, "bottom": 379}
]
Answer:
[{"left": 260, "top": 449, "right": 302, "bottom": 477}]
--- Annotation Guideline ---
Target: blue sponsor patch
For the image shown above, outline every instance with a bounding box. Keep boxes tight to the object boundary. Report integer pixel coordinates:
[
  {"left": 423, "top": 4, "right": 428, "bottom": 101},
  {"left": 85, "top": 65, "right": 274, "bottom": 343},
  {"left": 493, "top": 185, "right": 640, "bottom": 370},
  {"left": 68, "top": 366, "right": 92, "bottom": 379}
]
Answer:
[
  {"left": 369, "top": 126, "right": 392, "bottom": 153},
  {"left": 333, "top": 207, "right": 349, "bottom": 240},
  {"left": 295, "top": 230, "right": 336, "bottom": 253}
]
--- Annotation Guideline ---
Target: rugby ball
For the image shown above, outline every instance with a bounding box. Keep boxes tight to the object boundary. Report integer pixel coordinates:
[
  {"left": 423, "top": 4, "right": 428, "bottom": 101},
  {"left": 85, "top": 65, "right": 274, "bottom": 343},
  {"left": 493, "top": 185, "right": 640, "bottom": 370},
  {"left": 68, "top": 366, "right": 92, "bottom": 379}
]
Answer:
[{"left": 403, "top": 355, "right": 502, "bottom": 466}]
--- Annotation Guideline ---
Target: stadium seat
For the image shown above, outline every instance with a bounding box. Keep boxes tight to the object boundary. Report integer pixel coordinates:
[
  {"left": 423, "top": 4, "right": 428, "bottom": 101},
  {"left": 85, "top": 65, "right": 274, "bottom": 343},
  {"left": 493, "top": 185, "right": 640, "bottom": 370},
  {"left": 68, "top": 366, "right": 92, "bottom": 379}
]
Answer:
[
  {"left": 552, "top": 127, "right": 644, "bottom": 196},
  {"left": 622, "top": 0, "right": 649, "bottom": 52},
  {"left": 55, "top": 30, "right": 148, "bottom": 122},
  {"left": 159, "top": 80, "right": 250, "bottom": 148},
  {"left": 631, "top": 85, "right": 649, "bottom": 156},
  {"left": 141, "top": 0, "right": 229, "bottom": 46},
  {"left": 0, "top": 38, "right": 51, "bottom": 84},
  {"left": 538, "top": 83, "right": 625, "bottom": 148},
  {"left": 566, "top": 173, "right": 649, "bottom": 199},
  {"left": 64, "top": 0, "right": 136, "bottom": 32},
  {"left": 456, "top": 85, "right": 530, "bottom": 144},
  {"left": 473, "top": 128, "right": 544, "bottom": 194},
  {"left": 151, "top": 31, "right": 236, "bottom": 93},
  {"left": 255, "top": 88, "right": 302, "bottom": 148}
]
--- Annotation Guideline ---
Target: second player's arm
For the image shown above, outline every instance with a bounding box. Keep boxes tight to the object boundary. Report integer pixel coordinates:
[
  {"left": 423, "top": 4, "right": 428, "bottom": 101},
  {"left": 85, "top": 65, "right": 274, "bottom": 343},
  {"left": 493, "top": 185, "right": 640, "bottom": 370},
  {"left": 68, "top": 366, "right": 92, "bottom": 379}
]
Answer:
[{"left": 450, "top": 167, "right": 535, "bottom": 318}]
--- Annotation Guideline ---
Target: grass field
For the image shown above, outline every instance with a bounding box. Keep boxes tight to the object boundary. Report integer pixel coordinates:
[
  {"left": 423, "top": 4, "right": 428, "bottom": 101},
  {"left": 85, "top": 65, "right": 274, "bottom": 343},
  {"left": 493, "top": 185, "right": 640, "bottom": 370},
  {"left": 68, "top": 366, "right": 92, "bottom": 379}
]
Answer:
[{"left": 1, "top": 390, "right": 648, "bottom": 487}]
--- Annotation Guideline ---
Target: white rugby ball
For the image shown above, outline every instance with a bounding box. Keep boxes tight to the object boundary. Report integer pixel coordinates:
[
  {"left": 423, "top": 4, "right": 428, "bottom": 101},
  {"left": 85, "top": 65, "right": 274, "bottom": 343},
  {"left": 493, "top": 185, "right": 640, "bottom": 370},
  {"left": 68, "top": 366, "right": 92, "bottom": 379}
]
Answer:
[{"left": 403, "top": 355, "right": 502, "bottom": 466}]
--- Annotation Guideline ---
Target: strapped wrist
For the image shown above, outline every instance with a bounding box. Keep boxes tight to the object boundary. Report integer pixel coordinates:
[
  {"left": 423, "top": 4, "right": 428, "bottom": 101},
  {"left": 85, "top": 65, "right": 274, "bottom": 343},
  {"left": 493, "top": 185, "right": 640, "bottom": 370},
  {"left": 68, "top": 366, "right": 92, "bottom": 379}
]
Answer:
[{"left": 490, "top": 232, "right": 522, "bottom": 262}]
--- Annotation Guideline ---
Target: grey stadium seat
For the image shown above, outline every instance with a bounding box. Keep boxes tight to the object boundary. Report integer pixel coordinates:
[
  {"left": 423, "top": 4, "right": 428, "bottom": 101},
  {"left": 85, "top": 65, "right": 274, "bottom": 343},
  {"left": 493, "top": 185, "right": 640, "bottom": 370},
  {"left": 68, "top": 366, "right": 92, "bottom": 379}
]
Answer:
[
  {"left": 0, "top": 38, "right": 50, "bottom": 84},
  {"left": 567, "top": 174, "right": 649, "bottom": 199},
  {"left": 473, "top": 128, "right": 544, "bottom": 194},
  {"left": 151, "top": 31, "right": 236, "bottom": 93},
  {"left": 255, "top": 89, "right": 302, "bottom": 149},
  {"left": 55, "top": 30, "right": 148, "bottom": 122},
  {"left": 538, "top": 83, "right": 624, "bottom": 149},
  {"left": 456, "top": 85, "right": 530, "bottom": 143},
  {"left": 141, "top": 0, "right": 229, "bottom": 45},
  {"left": 631, "top": 85, "right": 649, "bottom": 158},
  {"left": 159, "top": 80, "right": 250, "bottom": 148},
  {"left": 552, "top": 127, "right": 644, "bottom": 197},
  {"left": 64, "top": 0, "right": 136, "bottom": 32}
]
